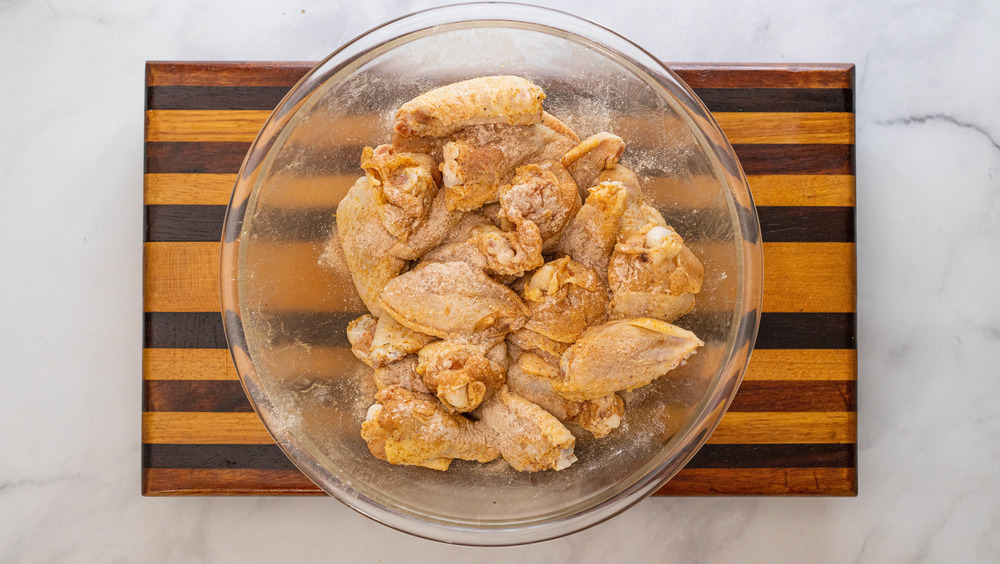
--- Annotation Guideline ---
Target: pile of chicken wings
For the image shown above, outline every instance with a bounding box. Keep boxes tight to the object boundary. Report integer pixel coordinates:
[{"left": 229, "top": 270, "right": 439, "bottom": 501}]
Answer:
[{"left": 334, "top": 76, "right": 705, "bottom": 472}]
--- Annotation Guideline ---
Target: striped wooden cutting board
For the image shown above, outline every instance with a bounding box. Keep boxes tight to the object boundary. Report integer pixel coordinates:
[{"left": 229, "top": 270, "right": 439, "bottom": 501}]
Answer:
[{"left": 143, "top": 61, "right": 856, "bottom": 496}]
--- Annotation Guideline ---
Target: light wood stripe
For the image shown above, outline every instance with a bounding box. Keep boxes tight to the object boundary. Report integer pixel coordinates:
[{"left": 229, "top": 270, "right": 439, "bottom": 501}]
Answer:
[
  {"left": 748, "top": 175, "right": 854, "bottom": 207},
  {"left": 744, "top": 349, "right": 856, "bottom": 381},
  {"left": 143, "top": 349, "right": 238, "bottom": 380},
  {"left": 655, "top": 467, "right": 856, "bottom": 495},
  {"left": 145, "top": 174, "right": 237, "bottom": 206},
  {"left": 143, "top": 173, "right": 855, "bottom": 209},
  {"left": 145, "top": 110, "right": 854, "bottom": 145},
  {"left": 763, "top": 243, "right": 855, "bottom": 313},
  {"left": 143, "top": 412, "right": 272, "bottom": 444},
  {"left": 144, "top": 242, "right": 220, "bottom": 312},
  {"left": 142, "top": 411, "right": 854, "bottom": 444},
  {"left": 707, "top": 412, "right": 856, "bottom": 444},
  {"left": 143, "top": 241, "right": 853, "bottom": 313},
  {"left": 714, "top": 112, "right": 854, "bottom": 144},
  {"left": 143, "top": 347, "right": 854, "bottom": 383}
]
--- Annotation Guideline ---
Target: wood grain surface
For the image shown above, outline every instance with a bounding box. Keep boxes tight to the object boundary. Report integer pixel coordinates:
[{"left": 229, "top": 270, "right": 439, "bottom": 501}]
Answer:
[{"left": 142, "top": 61, "right": 857, "bottom": 497}]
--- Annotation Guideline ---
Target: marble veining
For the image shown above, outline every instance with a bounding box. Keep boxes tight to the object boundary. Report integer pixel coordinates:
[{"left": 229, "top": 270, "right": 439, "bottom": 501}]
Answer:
[{"left": 1, "top": 0, "right": 999, "bottom": 561}]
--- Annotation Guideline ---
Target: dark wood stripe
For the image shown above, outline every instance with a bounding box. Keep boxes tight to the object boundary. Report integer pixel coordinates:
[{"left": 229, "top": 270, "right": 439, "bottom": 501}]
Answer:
[
  {"left": 144, "top": 312, "right": 228, "bottom": 349},
  {"left": 697, "top": 88, "right": 851, "bottom": 113},
  {"left": 145, "top": 141, "right": 852, "bottom": 176},
  {"left": 144, "top": 205, "right": 336, "bottom": 243},
  {"left": 145, "top": 204, "right": 851, "bottom": 244},
  {"left": 756, "top": 206, "right": 854, "bottom": 243},
  {"left": 146, "top": 85, "right": 852, "bottom": 113},
  {"left": 143, "top": 442, "right": 854, "bottom": 471},
  {"left": 145, "top": 204, "right": 225, "bottom": 242},
  {"left": 143, "top": 311, "right": 853, "bottom": 350},
  {"left": 734, "top": 144, "right": 854, "bottom": 175},
  {"left": 143, "top": 377, "right": 853, "bottom": 414},
  {"left": 728, "top": 381, "right": 855, "bottom": 412},
  {"left": 685, "top": 443, "right": 855, "bottom": 469},
  {"left": 145, "top": 141, "right": 251, "bottom": 174},
  {"left": 144, "top": 380, "right": 253, "bottom": 412},
  {"left": 757, "top": 313, "right": 855, "bottom": 349},
  {"left": 147, "top": 86, "right": 293, "bottom": 111},
  {"left": 143, "top": 443, "right": 298, "bottom": 470}
]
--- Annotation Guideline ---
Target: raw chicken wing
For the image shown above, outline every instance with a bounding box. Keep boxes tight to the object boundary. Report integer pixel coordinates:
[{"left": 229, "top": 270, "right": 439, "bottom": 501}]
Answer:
[
  {"left": 556, "top": 318, "right": 703, "bottom": 401},
  {"left": 521, "top": 257, "right": 608, "bottom": 343},
  {"left": 393, "top": 76, "right": 545, "bottom": 139},
  {"left": 561, "top": 132, "right": 625, "bottom": 190},
  {"left": 361, "top": 386, "right": 499, "bottom": 470},
  {"left": 556, "top": 180, "right": 628, "bottom": 279},
  {"left": 506, "top": 348, "right": 624, "bottom": 438},
  {"left": 379, "top": 261, "right": 530, "bottom": 343},
  {"left": 417, "top": 341, "right": 506, "bottom": 413},
  {"left": 337, "top": 177, "right": 407, "bottom": 317},
  {"left": 476, "top": 385, "right": 576, "bottom": 472},
  {"left": 499, "top": 160, "right": 581, "bottom": 252}
]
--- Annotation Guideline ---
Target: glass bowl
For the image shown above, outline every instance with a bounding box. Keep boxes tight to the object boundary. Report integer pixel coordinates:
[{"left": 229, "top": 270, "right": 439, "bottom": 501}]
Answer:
[{"left": 220, "top": 3, "right": 762, "bottom": 546}]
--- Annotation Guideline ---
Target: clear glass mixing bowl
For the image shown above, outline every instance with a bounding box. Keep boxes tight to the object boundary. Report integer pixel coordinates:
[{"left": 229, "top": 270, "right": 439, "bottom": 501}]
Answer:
[{"left": 220, "top": 3, "right": 763, "bottom": 546}]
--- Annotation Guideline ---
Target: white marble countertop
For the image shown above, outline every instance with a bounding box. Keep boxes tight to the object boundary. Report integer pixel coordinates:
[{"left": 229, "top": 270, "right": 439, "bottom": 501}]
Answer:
[{"left": 2, "top": 0, "right": 999, "bottom": 561}]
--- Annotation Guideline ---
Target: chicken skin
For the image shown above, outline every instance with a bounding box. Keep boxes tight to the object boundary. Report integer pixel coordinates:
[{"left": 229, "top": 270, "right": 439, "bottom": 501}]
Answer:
[
  {"left": 337, "top": 177, "right": 408, "bottom": 317},
  {"left": 361, "top": 386, "right": 499, "bottom": 470},
  {"left": 379, "top": 261, "right": 530, "bottom": 343},
  {"left": 556, "top": 318, "right": 704, "bottom": 401},
  {"left": 416, "top": 341, "right": 506, "bottom": 413},
  {"left": 499, "top": 160, "right": 581, "bottom": 252},
  {"left": 556, "top": 180, "right": 629, "bottom": 279},
  {"left": 476, "top": 385, "right": 577, "bottom": 472},
  {"left": 608, "top": 207, "right": 704, "bottom": 322},
  {"left": 506, "top": 347, "right": 624, "bottom": 438},
  {"left": 393, "top": 76, "right": 545, "bottom": 139},
  {"left": 561, "top": 132, "right": 626, "bottom": 190},
  {"left": 360, "top": 144, "right": 441, "bottom": 238},
  {"left": 521, "top": 257, "right": 608, "bottom": 343}
]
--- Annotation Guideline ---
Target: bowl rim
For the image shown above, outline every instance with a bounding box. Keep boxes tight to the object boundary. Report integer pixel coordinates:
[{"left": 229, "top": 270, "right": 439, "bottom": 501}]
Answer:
[{"left": 220, "top": 1, "right": 763, "bottom": 546}]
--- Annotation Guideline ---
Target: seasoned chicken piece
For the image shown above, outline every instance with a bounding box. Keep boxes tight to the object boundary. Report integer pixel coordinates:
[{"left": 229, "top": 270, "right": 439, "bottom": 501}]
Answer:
[
  {"left": 521, "top": 257, "right": 608, "bottom": 343},
  {"left": 369, "top": 315, "right": 437, "bottom": 367},
  {"left": 361, "top": 386, "right": 499, "bottom": 470},
  {"left": 506, "top": 328, "right": 570, "bottom": 366},
  {"left": 360, "top": 144, "right": 440, "bottom": 238},
  {"left": 347, "top": 314, "right": 378, "bottom": 368},
  {"left": 499, "top": 161, "right": 581, "bottom": 252},
  {"left": 561, "top": 133, "right": 625, "bottom": 190},
  {"left": 439, "top": 211, "right": 493, "bottom": 246},
  {"left": 556, "top": 180, "right": 629, "bottom": 279},
  {"left": 506, "top": 349, "right": 624, "bottom": 438},
  {"left": 379, "top": 261, "right": 530, "bottom": 343},
  {"left": 393, "top": 76, "right": 545, "bottom": 139},
  {"left": 439, "top": 115, "right": 580, "bottom": 213},
  {"left": 417, "top": 341, "right": 506, "bottom": 413},
  {"left": 420, "top": 220, "right": 542, "bottom": 279},
  {"left": 348, "top": 314, "right": 436, "bottom": 368},
  {"left": 389, "top": 186, "right": 467, "bottom": 260},
  {"left": 476, "top": 385, "right": 576, "bottom": 472},
  {"left": 337, "top": 177, "right": 407, "bottom": 317},
  {"left": 556, "top": 318, "right": 704, "bottom": 401},
  {"left": 372, "top": 356, "right": 433, "bottom": 395},
  {"left": 469, "top": 220, "right": 544, "bottom": 277},
  {"left": 609, "top": 221, "right": 704, "bottom": 322},
  {"left": 598, "top": 164, "right": 643, "bottom": 200}
]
